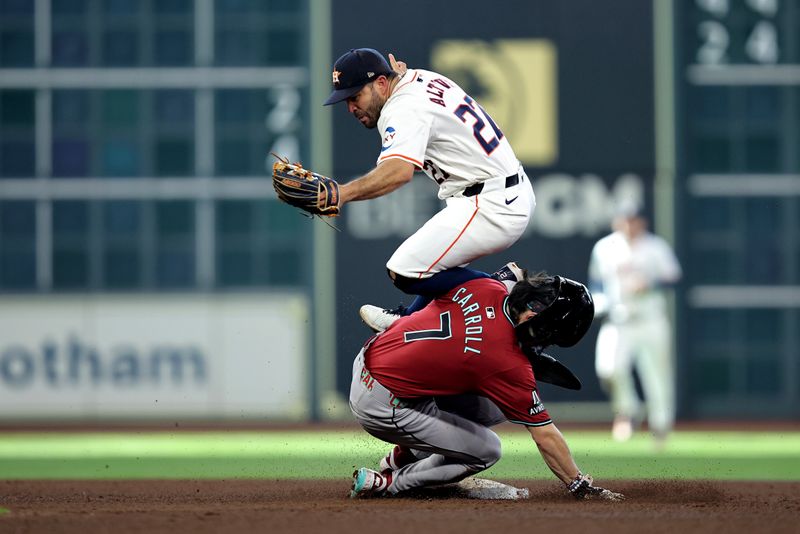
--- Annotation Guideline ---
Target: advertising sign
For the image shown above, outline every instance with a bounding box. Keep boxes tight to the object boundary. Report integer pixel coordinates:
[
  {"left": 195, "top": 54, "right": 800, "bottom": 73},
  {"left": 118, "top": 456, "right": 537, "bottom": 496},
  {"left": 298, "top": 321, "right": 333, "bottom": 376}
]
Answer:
[{"left": 0, "top": 294, "right": 309, "bottom": 419}]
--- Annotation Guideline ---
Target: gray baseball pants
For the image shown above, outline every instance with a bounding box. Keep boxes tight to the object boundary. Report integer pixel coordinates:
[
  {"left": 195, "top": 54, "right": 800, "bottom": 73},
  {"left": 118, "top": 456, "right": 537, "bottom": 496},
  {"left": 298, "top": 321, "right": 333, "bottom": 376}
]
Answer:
[{"left": 349, "top": 349, "right": 505, "bottom": 493}]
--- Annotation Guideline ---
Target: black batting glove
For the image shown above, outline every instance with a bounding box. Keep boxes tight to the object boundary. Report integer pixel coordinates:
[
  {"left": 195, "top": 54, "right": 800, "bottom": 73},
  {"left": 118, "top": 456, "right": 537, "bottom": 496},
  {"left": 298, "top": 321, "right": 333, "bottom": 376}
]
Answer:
[{"left": 568, "top": 473, "right": 625, "bottom": 501}]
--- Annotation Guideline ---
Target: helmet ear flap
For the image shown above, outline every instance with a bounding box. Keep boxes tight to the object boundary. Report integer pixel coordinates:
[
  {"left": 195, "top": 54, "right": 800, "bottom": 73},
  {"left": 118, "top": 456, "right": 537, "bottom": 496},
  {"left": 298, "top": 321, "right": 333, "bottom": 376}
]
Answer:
[{"left": 514, "top": 313, "right": 555, "bottom": 348}]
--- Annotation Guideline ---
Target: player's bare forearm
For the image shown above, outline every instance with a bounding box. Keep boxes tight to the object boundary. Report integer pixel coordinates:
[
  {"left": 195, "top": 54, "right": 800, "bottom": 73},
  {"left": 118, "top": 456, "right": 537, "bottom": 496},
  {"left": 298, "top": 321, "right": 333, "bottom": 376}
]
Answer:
[
  {"left": 338, "top": 159, "right": 415, "bottom": 205},
  {"left": 528, "top": 424, "right": 581, "bottom": 485}
]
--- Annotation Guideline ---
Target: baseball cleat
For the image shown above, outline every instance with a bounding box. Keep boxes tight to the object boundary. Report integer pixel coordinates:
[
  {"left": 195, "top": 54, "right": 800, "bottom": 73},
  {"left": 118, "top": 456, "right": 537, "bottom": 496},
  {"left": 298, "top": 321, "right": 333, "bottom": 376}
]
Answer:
[
  {"left": 612, "top": 416, "right": 633, "bottom": 442},
  {"left": 359, "top": 304, "right": 402, "bottom": 333},
  {"left": 350, "top": 467, "right": 392, "bottom": 498},
  {"left": 491, "top": 262, "right": 527, "bottom": 291},
  {"left": 379, "top": 445, "right": 416, "bottom": 473}
]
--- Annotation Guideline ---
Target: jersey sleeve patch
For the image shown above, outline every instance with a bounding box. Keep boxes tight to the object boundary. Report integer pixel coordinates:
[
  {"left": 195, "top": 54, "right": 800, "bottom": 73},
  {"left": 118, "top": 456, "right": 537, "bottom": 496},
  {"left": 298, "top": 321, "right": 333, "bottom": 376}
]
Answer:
[
  {"left": 529, "top": 389, "right": 546, "bottom": 416},
  {"left": 509, "top": 387, "right": 551, "bottom": 426},
  {"left": 376, "top": 97, "right": 431, "bottom": 168},
  {"left": 381, "top": 127, "right": 397, "bottom": 152},
  {"left": 480, "top": 363, "right": 551, "bottom": 426}
]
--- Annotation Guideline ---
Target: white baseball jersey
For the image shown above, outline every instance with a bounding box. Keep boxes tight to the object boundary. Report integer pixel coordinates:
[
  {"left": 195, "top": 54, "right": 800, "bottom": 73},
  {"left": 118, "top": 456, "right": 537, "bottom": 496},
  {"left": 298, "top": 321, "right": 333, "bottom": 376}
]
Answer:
[
  {"left": 377, "top": 69, "right": 520, "bottom": 199},
  {"left": 589, "top": 231, "right": 681, "bottom": 322}
]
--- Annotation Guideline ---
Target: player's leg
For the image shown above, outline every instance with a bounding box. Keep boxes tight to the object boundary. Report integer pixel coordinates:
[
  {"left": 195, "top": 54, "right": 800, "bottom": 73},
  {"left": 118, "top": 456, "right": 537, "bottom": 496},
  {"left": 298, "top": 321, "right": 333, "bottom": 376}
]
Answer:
[
  {"left": 369, "top": 399, "right": 503, "bottom": 494},
  {"left": 395, "top": 261, "right": 525, "bottom": 309},
  {"left": 379, "top": 443, "right": 426, "bottom": 472},
  {"left": 379, "top": 395, "right": 499, "bottom": 473},
  {"left": 358, "top": 265, "right": 491, "bottom": 332},
  {"left": 360, "top": 193, "right": 532, "bottom": 331},
  {"left": 348, "top": 351, "right": 400, "bottom": 495},
  {"left": 595, "top": 322, "right": 617, "bottom": 390},
  {"left": 434, "top": 394, "right": 507, "bottom": 427},
  {"left": 385, "top": 196, "right": 500, "bottom": 313},
  {"left": 597, "top": 323, "right": 638, "bottom": 441},
  {"left": 634, "top": 317, "right": 675, "bottom": 446},
  {"left": 349, "top": 352, "right": 501, "bottom": 496},
  {"left": 377, "top": 394, "right": 505, "bottom": 473},
  {"left": 361, "top": 200, "right": 494, "bottom": 330},
  {"left": 359, "top": 262, "right": 523, "bottom": 333},
  {"left": 360, "top": 261, "right": 525, "bottom": 332},
  {"left": 388, "top": 192, "right": 532, "bottom": 282},
  {"left": 392, "top": 188, "right": 533, "bottom": 297},
  {"left": 352, "top": 397, "right": 502, "bottom": 495}
]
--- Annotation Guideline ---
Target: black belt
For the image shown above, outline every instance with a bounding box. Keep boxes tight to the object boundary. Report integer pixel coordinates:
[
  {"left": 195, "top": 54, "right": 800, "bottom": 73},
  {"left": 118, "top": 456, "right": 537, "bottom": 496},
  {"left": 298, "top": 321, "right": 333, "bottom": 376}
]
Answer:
[{"left": 463, "top": 173, "right": 520, "bottom": 197}]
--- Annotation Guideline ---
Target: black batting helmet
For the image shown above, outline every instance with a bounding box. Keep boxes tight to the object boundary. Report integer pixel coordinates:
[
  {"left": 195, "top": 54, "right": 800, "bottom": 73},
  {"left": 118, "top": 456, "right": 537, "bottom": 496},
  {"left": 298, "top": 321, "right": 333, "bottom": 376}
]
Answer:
[{"left": 508, "top": 275, "right": 595, "bottom": 349}]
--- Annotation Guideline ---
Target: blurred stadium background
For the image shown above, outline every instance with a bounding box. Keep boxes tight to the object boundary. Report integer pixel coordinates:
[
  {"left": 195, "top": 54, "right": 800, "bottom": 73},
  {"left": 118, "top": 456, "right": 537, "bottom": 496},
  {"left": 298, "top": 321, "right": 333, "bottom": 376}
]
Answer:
[{"left": 0, "top": 0, "right": 798, "bottom": 436}]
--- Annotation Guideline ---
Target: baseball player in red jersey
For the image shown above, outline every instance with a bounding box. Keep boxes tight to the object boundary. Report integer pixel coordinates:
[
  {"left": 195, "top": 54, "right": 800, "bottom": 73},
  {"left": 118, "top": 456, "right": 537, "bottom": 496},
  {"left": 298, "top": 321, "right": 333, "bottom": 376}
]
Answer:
[
  {"left": 324, "top": 48, "right": 535, "bottom": 332},
  {"left": 348, "top": 274, "right": 623, "bottom": 500}
]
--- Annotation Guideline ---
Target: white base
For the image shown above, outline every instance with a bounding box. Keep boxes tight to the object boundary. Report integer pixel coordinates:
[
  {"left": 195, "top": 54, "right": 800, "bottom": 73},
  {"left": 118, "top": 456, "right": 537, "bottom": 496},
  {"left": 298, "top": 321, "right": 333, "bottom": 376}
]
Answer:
[{"left": 454, "top": 477, "right": 530, "bottom": 500}]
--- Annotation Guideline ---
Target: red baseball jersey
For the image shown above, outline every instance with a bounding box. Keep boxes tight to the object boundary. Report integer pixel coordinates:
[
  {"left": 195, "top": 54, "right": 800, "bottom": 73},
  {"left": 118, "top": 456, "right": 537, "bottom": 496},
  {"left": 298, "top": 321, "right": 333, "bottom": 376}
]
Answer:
[{"left": 364, "top": 278, "right": 551, "bottom": 426}]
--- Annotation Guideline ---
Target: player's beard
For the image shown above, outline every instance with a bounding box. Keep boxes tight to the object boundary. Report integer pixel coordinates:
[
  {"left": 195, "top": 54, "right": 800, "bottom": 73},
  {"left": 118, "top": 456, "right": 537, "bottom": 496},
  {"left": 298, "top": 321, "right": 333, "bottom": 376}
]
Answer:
[{"left": 354, "top": 86, "right": 383, "bottom": 129}]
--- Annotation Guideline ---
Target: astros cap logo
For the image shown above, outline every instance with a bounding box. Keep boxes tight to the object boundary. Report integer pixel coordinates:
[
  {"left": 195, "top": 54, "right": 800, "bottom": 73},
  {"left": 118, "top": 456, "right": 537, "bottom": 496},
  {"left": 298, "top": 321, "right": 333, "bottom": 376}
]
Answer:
[{"left": 323, "top": 48, "right": 392, "bottom": 106}]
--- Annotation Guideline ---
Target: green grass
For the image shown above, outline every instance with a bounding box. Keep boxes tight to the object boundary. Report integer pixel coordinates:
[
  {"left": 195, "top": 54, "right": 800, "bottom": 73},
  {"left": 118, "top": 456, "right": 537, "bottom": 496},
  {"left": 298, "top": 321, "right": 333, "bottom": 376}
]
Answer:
[{"left": 0, "top": 429, "right": 798, "bottom": 480}]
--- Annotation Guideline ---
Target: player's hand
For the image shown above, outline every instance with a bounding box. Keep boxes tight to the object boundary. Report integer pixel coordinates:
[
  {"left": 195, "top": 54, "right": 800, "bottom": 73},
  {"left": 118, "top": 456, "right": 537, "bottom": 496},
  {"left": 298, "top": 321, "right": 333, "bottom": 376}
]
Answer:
[
  {"left": 389, "top": 53, "right": 407, "bottom": 76},
  {"left": 567, "top": 473, "right": 625, "bottom": 501}
]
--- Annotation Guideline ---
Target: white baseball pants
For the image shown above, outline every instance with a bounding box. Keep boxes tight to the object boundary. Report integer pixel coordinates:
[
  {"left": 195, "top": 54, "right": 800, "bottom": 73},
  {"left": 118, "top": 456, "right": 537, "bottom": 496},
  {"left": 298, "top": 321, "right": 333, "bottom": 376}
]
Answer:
[
  {"left": 349, "top": 349, "right": 503, "bottom": 493},
  {"left": 595, "top": 315, "right": 675, "bottom": 435},
  {"left": 386, "top": 170, "right": 535, "bottom": 279}
]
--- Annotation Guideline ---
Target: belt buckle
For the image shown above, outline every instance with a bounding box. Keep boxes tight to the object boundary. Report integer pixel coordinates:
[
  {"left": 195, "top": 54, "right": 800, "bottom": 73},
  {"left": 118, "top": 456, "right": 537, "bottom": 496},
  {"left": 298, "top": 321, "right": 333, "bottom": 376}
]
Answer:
[
  {"left": 505, "top": 173, "right": 520, "bottom": 188},
  {"left": 463, "top": 182, "right": 483, "bottom": 197}
]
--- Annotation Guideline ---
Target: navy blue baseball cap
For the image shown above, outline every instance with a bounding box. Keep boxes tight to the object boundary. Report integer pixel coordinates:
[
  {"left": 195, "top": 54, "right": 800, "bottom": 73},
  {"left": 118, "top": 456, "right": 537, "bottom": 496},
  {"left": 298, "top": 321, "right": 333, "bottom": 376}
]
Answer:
[{"left": 323, "top": 48, "right": 393, "bottom": 106}]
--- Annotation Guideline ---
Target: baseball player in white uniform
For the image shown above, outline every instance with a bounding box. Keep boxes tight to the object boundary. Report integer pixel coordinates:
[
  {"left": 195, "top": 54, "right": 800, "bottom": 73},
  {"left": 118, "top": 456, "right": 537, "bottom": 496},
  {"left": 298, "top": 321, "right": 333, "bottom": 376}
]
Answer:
[
  {"left": 588, "top": 203, "right": 682, "bottom": 446},
  {"left": 323, "top": 48, "right": 535, "bottom": 330}
]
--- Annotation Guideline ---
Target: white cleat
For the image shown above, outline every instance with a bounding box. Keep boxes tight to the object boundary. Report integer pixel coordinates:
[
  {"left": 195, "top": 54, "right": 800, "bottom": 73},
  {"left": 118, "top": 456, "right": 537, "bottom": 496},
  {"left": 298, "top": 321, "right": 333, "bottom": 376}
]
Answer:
[{"left": 359, "top": 305, "right": 402, "bottom": 333}]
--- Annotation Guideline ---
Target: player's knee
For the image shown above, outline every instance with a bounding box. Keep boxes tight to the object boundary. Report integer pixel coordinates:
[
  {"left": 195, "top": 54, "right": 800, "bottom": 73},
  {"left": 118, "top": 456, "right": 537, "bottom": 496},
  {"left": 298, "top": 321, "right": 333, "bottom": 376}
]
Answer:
[
  {"left": 391, "top": 272, "right": 418, "bottom": 294},
  {"left": 478, "top": 433, "right": 502, "bottom": 468}
]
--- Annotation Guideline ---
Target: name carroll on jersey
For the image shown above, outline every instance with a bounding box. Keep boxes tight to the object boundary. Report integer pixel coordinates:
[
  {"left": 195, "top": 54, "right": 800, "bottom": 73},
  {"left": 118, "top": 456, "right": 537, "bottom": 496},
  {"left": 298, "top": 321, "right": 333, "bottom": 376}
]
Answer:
[{"left": 452, "top": 286, "right": 490, "bottom": 355}]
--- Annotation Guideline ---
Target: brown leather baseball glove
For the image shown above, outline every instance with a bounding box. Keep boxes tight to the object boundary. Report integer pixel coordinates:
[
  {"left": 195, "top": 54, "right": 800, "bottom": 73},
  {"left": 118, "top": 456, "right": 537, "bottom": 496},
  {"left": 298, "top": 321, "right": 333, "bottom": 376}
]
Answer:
[{"left": 272, "top": 155, "right": 340, "bottom": 217}]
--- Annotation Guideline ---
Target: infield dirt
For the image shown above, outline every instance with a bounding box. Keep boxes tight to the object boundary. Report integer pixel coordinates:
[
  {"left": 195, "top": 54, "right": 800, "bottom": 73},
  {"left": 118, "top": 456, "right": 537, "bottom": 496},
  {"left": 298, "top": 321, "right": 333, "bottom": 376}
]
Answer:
[{"left": 1, "top": 479, "right": 798, "bottom": 534}]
